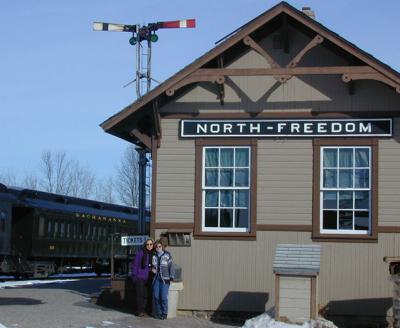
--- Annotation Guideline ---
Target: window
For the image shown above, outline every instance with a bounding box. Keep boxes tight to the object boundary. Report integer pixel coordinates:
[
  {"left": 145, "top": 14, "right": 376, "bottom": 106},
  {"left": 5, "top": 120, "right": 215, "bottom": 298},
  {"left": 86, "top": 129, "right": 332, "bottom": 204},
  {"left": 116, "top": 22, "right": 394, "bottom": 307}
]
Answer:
[
  {"left": 0, "top": 210, "right": 6, "bottom": 233},
  {"left": 203, "top": 146, "right": 250, "bottom": 232},
  {"left": 195, "top": 139, "right": 256, "bottom": 239},
  {"left": 38, "top": 215, "right": 45, "bottom": 237},
  {"left": 313, "top": 139, "right": 377, "bottom": 241},
  {"left": 321, "top": 147, "right": 371, "bottom": 234}
]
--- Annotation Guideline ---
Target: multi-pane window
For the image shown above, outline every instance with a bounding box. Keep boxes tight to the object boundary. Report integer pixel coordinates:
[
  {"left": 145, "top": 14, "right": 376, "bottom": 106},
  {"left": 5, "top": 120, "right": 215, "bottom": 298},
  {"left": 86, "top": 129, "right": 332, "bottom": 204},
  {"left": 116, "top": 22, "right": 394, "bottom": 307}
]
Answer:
[
  {"left": 202, "top": 146, "right": 250, "bottom": 232},
  {"left": 320, "top": 146, "right": 371, "bottom": 234}
]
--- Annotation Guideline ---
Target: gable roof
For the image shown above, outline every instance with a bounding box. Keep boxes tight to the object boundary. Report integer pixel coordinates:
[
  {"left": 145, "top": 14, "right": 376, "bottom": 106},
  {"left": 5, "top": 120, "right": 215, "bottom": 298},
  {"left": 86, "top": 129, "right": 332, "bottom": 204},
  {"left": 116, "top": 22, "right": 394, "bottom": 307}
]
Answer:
[{"left": 101, "top": 1, "right": 400, "bottom": 137}]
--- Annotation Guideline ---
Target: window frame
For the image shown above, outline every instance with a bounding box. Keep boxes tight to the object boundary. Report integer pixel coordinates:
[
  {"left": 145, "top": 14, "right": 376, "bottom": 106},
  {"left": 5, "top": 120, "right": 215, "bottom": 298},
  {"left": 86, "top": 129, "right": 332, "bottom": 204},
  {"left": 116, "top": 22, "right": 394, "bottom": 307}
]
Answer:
[
  {"left": 312, "top": 138, "right": 378, "bottom": 242},
  {"left": 194, "top": 139, "right": 257, "bottom": 240},
  {"left": 202, "top": 146, "right": 251, "bottom": 233}
]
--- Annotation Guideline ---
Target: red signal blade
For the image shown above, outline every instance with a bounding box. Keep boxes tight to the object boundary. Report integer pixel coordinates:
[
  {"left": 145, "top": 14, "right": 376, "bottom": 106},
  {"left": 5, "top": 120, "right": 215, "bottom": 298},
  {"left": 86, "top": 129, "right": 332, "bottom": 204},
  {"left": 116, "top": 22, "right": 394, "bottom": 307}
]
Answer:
[{"left": 158, "top": 19, "right": 196, "bottom": 29}]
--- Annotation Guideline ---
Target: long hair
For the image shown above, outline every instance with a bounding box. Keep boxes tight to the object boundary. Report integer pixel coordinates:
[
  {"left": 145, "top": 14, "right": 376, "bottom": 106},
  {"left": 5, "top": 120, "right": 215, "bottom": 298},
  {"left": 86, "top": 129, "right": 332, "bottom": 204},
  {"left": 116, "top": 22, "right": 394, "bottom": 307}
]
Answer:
[{"left": 141, "top": 238, "right": 154, "bottom": 269}]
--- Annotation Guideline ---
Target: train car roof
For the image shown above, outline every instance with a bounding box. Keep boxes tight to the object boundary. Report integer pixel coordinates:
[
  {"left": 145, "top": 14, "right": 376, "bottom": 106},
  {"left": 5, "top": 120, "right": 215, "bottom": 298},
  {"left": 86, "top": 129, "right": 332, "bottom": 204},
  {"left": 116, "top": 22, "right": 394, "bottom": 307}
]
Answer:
[{"left": 0, "top": 184, "right": 150, "bottom": 221}]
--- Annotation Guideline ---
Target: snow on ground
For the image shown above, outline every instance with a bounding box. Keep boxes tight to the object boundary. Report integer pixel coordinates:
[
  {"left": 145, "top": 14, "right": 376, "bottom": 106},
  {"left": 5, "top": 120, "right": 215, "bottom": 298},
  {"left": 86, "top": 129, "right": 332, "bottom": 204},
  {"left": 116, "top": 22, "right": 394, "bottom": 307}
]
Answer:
[
  {"left": 242, "top": 313, "right": 337, "bottom": 328},
  {"left": 0, "top": 278, "right": 78, "bottom": 289}
]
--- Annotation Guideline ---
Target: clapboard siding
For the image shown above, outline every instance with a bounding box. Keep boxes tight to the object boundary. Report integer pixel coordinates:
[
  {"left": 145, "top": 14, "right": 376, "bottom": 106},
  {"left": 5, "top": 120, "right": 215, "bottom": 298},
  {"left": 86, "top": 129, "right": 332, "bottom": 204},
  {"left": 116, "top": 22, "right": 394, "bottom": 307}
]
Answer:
[
  {"left": 279, "top": 276, "right": 311, "bottom": 322},
  {"left": 257, "top": 139, "right": 313, "bottom": 225},
  {"left": 165, "top": 231, "right": 396, "bottom": 314},
  {"left": 379, "top": 118, "right": 400, "bottom": 226},
  {"left": 156, "top": 119, "right": 195, "bottom": 223}
]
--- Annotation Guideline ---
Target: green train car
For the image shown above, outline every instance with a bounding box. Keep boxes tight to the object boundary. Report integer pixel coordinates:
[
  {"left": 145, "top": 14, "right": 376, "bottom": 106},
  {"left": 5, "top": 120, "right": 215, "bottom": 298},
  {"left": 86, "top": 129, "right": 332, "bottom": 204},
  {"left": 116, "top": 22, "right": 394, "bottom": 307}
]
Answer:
[{"left": 0, "top": 184, "right": 149, "bottom": 278}]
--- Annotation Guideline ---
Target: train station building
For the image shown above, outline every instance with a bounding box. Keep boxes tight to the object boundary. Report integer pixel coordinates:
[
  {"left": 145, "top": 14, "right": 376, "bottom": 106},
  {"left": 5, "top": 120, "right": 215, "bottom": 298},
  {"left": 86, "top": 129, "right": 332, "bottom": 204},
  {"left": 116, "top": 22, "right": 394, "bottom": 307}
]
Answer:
[{"left": 101, "top": 2, "right": 400, "bottom": 323}]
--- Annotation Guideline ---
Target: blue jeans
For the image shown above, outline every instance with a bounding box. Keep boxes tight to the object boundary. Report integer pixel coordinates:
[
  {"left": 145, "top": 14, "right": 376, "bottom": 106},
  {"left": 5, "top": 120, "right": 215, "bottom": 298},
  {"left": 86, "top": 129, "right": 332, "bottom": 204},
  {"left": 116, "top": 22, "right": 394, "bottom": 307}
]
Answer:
[{"left": 153, "top": 276, "right": 170, "bottom": 316}]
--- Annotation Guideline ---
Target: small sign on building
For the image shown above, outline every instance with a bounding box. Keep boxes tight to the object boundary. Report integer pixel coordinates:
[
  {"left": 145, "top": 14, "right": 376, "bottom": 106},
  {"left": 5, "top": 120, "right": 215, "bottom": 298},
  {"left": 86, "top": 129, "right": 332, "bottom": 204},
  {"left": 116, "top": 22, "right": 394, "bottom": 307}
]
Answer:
[{"left": 121, "top": 235, "right": 149, "bottom": 246}]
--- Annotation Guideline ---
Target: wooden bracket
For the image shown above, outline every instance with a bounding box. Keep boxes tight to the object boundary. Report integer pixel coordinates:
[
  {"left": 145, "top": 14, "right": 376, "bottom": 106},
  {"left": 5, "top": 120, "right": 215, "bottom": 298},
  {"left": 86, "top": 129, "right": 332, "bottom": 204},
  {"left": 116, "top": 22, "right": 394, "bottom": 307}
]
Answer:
[
  {"left": 152, "top": 100, "right": 161, "bottom": 139},
  {"left": 217, "top": 56, "right": 225, "bottom": 105},
  {"left": 342, "top": 73, "right": 400, "bottom": 93},
  {"left": 129, "top": 128, "right": 152, "bottom": 150},
  {"left": 287, "top": 35, "right": 324, "bottom": 68},
  {"left": 243, "top": 35, "right": 280, "bottom": 68},
  {"left": 166, "top": 74, "right": 225, "bottom": 96}
]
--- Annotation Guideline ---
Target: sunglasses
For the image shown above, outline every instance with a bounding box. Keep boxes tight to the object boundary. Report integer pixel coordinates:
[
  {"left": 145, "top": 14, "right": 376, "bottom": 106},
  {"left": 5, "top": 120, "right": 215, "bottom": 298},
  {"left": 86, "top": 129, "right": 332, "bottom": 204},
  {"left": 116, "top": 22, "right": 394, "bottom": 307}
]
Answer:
[
  {"left": 156, "top": 245, "right": 162, "bottom": 249},
  {"left": 146, "top": 243, "right": 153, "bottom": 246}
]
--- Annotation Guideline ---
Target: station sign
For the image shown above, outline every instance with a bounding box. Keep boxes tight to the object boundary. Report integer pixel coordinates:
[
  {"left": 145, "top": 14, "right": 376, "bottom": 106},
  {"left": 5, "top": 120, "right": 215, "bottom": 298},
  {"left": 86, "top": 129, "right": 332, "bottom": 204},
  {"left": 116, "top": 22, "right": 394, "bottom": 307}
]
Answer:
[
  {"left": 121, "top": 235, "right": 149, "bottom": 246},
  {"left": 180, "top": 118, "right": 392, "bottom": 138}
]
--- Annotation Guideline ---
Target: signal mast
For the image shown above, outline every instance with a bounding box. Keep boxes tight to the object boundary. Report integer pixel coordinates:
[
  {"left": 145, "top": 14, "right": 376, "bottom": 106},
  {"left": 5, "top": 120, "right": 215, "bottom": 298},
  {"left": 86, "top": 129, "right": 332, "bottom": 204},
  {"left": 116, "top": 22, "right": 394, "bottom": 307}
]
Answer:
[{"left": 93, "top": 19, "right": 196, "bottom": 98}]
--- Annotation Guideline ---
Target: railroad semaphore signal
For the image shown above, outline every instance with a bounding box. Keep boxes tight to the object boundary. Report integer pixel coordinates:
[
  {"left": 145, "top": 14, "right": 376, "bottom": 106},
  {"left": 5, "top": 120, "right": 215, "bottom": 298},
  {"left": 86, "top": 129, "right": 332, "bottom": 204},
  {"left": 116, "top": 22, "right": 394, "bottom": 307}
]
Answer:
[{"left": 93, "top": 19, "right": 196, "bottom": 98}]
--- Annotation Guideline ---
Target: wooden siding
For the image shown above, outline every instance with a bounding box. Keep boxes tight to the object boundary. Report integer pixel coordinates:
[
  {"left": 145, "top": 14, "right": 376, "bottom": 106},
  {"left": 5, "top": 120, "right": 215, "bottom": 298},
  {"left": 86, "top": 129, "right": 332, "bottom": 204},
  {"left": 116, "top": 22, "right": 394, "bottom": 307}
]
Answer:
[
  {"left": 257, "top": 139, "right": 312, "bottom": 225},
  {"left": 379, "top": 118, "right": 400, "bottom": 226},
  {"left": 164, "top": 231, "right": 395, "bottom": 316},
  {"left": 156, "top": 119, "right": 195, "bottom": 223},
  {"left": 279, "top": 276, "right": 311, "bottom": 322}
]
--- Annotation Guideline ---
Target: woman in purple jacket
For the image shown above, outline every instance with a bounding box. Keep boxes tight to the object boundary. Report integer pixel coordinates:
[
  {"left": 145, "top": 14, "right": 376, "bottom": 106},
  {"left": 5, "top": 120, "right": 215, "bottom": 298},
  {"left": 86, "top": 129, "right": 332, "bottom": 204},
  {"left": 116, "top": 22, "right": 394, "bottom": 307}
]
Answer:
[{"left": 131, "top": 238, "right": 154, "bottom": 316}]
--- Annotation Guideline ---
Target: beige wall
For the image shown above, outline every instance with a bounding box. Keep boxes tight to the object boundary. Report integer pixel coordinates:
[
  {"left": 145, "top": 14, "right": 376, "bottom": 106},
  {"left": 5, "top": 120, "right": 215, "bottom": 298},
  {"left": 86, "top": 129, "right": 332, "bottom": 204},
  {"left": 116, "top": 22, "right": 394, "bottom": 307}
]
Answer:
[
  {"left": 379, "top": 117, "right": 400, "bottom": 226},
  {"left": 163, "top": 231, "right": 396, "bottom": 316}
]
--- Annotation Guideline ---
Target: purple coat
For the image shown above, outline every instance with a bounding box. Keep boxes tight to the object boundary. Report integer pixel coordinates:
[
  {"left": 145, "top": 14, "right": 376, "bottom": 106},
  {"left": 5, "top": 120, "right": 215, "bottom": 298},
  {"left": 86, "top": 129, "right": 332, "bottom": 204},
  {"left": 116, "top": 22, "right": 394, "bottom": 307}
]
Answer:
[{"left": 131, "top": 249, "right": 152, "bottom": 282}]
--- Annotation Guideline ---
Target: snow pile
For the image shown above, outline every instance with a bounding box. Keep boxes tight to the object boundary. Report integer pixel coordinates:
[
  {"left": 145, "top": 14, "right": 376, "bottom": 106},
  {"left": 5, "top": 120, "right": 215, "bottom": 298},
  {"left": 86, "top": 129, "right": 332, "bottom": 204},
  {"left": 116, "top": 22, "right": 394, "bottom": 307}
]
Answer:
[{"left": 242, "top": 313, "right": 337, "bottom": 328}]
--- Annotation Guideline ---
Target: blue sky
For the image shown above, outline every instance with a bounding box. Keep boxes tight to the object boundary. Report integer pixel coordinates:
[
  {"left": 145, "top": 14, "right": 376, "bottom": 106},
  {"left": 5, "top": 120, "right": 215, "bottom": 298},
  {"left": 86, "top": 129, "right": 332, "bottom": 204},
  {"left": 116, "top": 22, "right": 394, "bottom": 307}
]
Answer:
[{"left": 1, "top": 0, "right": 399, "bottom": 182}]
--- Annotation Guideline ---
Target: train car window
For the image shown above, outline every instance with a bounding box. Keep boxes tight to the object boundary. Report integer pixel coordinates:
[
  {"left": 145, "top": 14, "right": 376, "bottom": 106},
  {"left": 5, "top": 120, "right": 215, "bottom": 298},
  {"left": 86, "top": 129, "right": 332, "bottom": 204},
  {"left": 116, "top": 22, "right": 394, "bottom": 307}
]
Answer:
[
  {"left": 47, "top": 220, "right": 53, "bottom": 236},
  {"left": 0, "top": 210, "right": 6, "bottom": 233},
  {"left": 93, "top": 225, "right": 97, "bottom": 240},
  {"left": 54, "top": 221, "right": 59, "bottom": 236},
  {"left": 38, "top": 215, "right": 45, "bottom": 237},
  {"left": 66, "top": 222, "right": 70, "bottom": 238},
  {"left": 87, "top": 224, "right": 91, "bottom": 240},
  {"left": 80, "top": 221, "right": 84, "bottom": 239},
  {"left": 60, "top": 221, "right": 65, "bottom": 237}
]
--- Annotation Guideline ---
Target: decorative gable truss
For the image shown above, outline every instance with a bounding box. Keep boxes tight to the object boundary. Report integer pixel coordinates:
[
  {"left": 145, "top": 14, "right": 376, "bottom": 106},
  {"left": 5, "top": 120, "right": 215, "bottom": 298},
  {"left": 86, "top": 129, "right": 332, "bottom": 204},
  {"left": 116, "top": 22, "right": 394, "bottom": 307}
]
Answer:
[{"left": 166, "top": 10, "right": 400, "bottom": 103}]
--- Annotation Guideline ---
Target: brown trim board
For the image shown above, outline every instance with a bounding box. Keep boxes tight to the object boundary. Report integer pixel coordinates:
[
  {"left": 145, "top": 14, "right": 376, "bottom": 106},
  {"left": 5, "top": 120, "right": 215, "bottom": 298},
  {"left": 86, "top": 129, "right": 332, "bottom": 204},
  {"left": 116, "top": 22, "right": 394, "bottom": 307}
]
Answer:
[{"left": 150, "top": 136, "right": 158, "bottom": 239}]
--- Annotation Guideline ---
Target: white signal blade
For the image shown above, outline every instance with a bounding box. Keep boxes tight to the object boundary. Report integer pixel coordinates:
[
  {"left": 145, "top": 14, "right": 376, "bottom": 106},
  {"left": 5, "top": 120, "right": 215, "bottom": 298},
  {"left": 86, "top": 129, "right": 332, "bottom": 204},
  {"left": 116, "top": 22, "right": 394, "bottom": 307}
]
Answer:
[{"left": 93, "top": 22, "right": 134, "bottom": 32}]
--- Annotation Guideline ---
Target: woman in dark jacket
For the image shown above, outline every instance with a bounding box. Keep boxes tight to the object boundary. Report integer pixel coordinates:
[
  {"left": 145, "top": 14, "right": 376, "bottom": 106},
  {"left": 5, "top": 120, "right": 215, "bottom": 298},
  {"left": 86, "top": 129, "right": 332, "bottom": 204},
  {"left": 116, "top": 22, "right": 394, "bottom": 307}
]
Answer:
[{"left": 131, "top": 238, "right": 154, "bottom": 316}]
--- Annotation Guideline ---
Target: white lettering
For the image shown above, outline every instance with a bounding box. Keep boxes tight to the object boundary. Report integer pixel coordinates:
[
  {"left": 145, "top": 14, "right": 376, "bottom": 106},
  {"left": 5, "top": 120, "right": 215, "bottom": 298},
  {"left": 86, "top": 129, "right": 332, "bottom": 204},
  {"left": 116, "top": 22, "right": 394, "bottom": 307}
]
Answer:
[
  {"left": 277, "top": 123, "right": 287, "bottom": 133},
  {"left": 345, "top": 123, "right": 356, "bottom": 133},
  {"left": 318, "top": 123, "right": 327, "bottom": 133},
  {"left": 237, "top": 123, "right": 246, "bottom": 133},
  {"left": 331, "top": 123, "right": 342, "bottom": 133},
  {"left": 250, "top": 123, "right": 260, "bottom": 133},
  {"left": 210, "top": 124, "right": 220, "bottom": 133},
  {"left": 360, "top": 122, "right": 372, "bottom": 133},
  {"left": 304, "top": 123, "right": 313, "bottom": 133},
  {"left": 223, "top": 124, "right": 233, "bottom": 134},
  {"left": 291, "top": 123, "right": 300, "bottom": 133},
  {"left": 197, "top": 123, "right": 207, "bottom": 134}
]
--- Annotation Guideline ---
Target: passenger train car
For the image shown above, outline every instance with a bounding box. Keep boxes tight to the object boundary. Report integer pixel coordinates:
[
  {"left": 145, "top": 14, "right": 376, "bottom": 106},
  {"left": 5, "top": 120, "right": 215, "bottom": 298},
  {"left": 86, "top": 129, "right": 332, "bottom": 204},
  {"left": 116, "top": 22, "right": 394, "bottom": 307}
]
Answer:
[{"left": 0, "top": 184, "right": 149, "bottom": 278}]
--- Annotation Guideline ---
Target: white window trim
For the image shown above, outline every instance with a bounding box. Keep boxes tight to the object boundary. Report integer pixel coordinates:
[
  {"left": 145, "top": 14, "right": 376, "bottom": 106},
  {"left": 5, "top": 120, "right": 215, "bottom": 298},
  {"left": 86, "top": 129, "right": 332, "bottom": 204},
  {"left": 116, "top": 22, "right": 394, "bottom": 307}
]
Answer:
[
  {"left": 202, "top": 146, "right": 251, "bottom": 232},
  {"left": 319, "top": 146, "right": 371, "bottom": 235}
]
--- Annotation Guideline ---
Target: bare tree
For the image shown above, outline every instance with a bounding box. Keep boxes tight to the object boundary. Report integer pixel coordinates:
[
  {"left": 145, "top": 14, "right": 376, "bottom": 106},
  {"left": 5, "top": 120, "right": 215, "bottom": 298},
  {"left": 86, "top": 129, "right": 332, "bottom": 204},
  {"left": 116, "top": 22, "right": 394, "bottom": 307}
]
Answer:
[
  {"left": 22, "top": 172, "right": 38, "bottom": 189},
  {"left": 39, "top": 150, "right": 97, "bottom": 198},
  {"left": 68, "top": 162, "right": 96, "bottom": 198},
  {"left": 0, "top": 170, "right": 17, "bottom": 186},
  {"left": 95, "top": 177, "right": 115, "bottom": 203},
  {"left": 115, "top": 145, "right": 139, "bottom": 207},
  {"left": 40, "top": 150, "right": 72, "bottom": 194}
]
